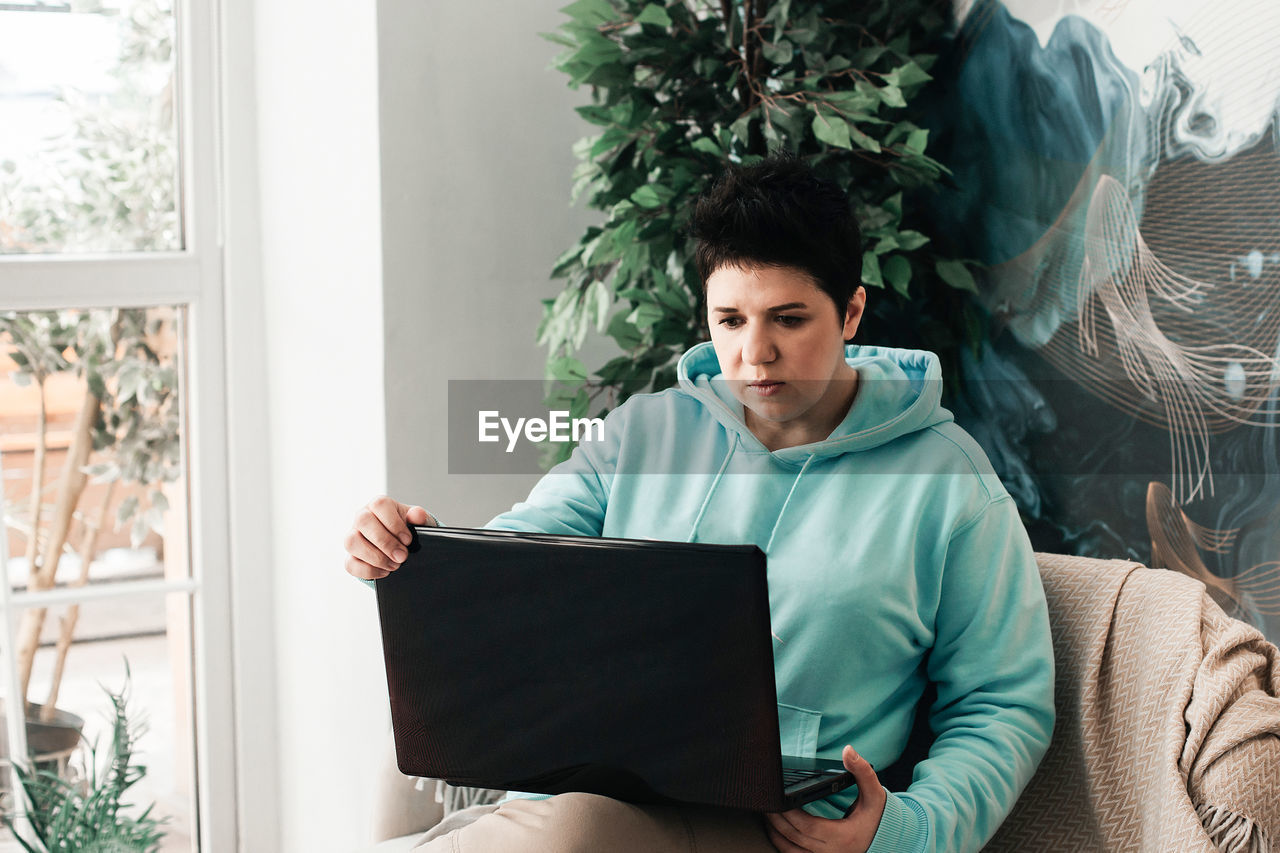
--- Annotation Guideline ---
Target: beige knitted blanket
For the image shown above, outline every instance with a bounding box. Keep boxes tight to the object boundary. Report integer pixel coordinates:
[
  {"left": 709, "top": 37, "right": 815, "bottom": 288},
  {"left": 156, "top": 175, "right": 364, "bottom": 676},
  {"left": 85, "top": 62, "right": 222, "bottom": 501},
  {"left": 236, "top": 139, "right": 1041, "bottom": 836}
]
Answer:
[{"left": 985, "top": 554, "right": 1280, "bottom": 852}]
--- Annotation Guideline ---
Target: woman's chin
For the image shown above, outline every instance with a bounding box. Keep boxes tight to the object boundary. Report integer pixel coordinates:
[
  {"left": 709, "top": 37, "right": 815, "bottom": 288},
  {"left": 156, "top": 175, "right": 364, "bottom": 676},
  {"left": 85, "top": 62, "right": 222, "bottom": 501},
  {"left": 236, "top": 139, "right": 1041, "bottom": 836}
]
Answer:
[{"left": 740, "top": 400, "right": 797, "bottom": 424}]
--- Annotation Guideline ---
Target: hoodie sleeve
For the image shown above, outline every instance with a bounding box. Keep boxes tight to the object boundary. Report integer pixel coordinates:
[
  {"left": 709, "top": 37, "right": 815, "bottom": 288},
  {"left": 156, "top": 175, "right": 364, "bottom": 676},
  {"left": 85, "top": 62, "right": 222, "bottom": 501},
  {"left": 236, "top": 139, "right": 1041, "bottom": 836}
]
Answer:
[
  {"left": 358, "top": 406, "right": 624, "bottom": 591},
  {"left": 479, "top": 402, "right": 625, "bottom": 536},
  {"left": 868, "top": 495, "right": 1055, "bottom": 853}
]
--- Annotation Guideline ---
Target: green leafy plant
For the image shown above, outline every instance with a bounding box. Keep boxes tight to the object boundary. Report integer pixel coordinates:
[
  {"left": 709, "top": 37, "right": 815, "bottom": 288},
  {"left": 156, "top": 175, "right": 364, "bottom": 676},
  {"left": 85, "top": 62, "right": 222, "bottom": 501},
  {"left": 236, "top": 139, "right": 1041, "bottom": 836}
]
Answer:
[
  {"left": 3, "top": 669, "right": 167, "bottom": 852},
  {"left": 538, "top": 0, "right": 985, "bottom": 465},
  {"left": 0, "top": 307, "right": 182, "bottom": 717}
]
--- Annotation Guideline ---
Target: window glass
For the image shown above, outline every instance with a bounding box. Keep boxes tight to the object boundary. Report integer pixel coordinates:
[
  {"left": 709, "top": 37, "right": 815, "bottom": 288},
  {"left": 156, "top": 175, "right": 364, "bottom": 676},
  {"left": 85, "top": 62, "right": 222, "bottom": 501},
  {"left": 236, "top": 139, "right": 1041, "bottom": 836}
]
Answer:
[
  {"left": 0, "top": 0, "right": 180, "bottom": 254},
  {"left": 1, "top": 306, "right": 187, "bottom": 595},
  {"left": 0, "top": 593, "right": 197, "bottom": 851},
  {"left": 0, "top": 306, "right": 194, "bottom": 849}
]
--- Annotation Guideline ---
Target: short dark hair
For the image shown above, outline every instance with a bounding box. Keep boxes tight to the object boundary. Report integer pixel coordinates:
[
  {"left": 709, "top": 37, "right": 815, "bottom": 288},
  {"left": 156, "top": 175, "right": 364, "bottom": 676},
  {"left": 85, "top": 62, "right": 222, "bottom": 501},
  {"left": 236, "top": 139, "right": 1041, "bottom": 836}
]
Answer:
[{"left": 688, "top": 155, "right": 863, "bottom": 318}]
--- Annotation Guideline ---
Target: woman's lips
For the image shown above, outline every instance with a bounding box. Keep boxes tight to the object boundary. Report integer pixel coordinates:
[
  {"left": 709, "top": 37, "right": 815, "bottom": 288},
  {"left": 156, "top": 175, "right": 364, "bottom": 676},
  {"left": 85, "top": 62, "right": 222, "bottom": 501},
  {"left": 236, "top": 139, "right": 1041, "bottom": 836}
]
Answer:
[{"left": 747, "top": 381, "right": 785, "bottom": 396}]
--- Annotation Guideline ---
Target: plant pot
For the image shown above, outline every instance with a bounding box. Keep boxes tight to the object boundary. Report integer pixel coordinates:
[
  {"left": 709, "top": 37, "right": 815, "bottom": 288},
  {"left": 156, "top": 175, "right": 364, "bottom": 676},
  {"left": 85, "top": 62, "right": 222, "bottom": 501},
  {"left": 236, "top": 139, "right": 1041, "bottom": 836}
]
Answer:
[
  {"left": 0, "top": 701, "right": 85, "bottom": 753},
  {"left": 0, "top": 702, "right": 86, "bottom": 815},
  {"left": 0, "top": 700, "right": 85, "bottom": 765}
]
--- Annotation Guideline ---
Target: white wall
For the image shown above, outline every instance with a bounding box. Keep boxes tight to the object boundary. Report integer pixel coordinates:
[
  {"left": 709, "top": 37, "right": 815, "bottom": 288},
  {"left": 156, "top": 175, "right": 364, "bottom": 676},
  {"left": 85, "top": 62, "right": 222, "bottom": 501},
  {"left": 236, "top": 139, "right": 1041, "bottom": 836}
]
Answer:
[
  {"left": 234, "top": 0, "right": 598, "bottom": 849},
  {"left": 378, "top": 0, "right": 598, "bottom": 526},
  {"left": 248, "top": 1, "right": 387, "bottom": 851}
]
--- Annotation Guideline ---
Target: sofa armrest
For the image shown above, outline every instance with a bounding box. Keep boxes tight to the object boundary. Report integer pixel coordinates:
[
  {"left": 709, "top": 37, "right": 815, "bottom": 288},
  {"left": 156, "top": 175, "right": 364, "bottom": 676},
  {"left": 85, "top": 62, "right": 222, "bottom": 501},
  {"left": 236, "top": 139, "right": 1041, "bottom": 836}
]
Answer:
[{"left": 370, "top": 736, "right": 444, "bottom": 843}]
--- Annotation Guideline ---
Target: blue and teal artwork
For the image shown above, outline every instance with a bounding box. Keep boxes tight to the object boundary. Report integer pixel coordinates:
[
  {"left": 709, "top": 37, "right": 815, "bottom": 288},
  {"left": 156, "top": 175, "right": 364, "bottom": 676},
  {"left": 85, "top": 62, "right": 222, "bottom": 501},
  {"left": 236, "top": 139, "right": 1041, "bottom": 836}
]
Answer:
[{"left": 922, "top": 0, "right": 1280, "bottom": 641}]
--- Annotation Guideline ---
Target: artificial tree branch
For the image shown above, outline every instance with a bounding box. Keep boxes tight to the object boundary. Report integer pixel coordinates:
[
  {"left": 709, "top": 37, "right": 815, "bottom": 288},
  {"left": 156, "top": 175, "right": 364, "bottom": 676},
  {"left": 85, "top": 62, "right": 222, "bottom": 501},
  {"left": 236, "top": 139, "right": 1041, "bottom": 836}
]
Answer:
[
  {"left": 721, "top": 0, "right": 754, "bottom": 111},
  {"left": 745, "top": 1, "right": 769, "bottom": 152},
  {"left": 25, "top": 375, "right": 47, "bottom": 568},
  {"left": 744, "top": 0, "right": 762, "bottom": 82},
  {"left": 16, "top": 386, "right": 99, "bottom": 706},
  {"left": 41, "top": 478, "right": 117, "bottom": 722}
]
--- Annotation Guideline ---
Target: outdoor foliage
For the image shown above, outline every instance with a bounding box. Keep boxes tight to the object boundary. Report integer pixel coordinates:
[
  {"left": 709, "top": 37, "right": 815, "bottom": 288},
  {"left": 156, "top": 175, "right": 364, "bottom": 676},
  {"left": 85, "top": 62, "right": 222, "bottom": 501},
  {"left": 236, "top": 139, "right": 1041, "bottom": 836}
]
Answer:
[
  {"left": 0, "top": 0, "right": 177, "bottom": 254},
  {"left": 3, "top": 670, "right": 167, "bottom": 852},
  {"left": 0, "top": 0, "right": 182, "bottom": 712},
  {"left": 1, "top": 309, "right": 182, "bottom": 550},
  {"left": 538, "top": 0, "right": 985, "bottom": 465},
  {"left": 0, "top": 306, "right": 182, "bottom": 713}
]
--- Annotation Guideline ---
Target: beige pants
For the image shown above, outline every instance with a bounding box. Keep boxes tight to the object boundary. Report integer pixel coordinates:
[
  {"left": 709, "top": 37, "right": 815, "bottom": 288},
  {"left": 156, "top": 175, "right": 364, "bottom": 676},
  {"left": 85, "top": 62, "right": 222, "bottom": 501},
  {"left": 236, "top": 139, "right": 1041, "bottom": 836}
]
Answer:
[{"left": 412, "top": 793, "right": 778, "bottom": 852}]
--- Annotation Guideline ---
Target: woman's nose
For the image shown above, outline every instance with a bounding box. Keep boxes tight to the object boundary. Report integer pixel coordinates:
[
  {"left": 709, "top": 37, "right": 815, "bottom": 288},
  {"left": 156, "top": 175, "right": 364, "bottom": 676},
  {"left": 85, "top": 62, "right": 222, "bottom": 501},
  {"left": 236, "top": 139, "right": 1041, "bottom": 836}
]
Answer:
[{"left": 742, "top": 326, "right": 777, "bottom": 365}]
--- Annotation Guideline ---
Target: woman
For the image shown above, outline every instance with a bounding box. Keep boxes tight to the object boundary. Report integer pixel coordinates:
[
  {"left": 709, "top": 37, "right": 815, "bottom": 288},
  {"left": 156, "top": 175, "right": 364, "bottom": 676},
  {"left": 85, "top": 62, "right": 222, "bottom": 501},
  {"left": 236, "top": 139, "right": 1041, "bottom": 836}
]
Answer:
[{"left": 345, "top": 157, "right": 1055, "bottom": 853}]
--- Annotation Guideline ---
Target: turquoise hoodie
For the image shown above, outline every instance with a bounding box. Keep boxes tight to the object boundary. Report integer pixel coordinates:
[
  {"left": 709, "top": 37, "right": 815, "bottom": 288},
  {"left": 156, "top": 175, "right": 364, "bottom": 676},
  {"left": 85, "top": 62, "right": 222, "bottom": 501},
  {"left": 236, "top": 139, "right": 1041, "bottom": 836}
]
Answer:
[{"left": 472, "top": 342, "right": 1054, "bottom": 852}]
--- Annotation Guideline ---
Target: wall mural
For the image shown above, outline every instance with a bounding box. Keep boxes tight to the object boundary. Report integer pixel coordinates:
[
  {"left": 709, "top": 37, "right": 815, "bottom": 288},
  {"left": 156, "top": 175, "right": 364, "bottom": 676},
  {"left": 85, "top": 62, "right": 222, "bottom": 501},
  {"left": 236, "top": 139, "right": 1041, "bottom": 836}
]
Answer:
[{"left": 921, "top": 0, "right": 1280, "bottom": 641}]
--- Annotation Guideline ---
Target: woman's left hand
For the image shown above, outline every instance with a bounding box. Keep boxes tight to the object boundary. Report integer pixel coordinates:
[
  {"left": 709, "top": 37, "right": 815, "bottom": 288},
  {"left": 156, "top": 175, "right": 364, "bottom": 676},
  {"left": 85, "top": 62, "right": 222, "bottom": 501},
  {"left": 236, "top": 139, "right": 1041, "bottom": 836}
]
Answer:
[{"left": 765, "top": 745, "right": 887, "bottom": 853}]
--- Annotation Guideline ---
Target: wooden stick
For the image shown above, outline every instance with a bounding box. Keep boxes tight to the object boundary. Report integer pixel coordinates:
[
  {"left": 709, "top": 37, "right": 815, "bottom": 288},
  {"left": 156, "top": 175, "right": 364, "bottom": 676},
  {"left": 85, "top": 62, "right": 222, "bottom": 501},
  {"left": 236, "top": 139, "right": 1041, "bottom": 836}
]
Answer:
[
  {"left": 41, "top": 478, "right": 116, "bottom": 722},
  {"left": 16, "top": 388, "right": 99, "bottom": 705},
  {"left": 25, "top": 376, "right": 47, "bottom": 567}
]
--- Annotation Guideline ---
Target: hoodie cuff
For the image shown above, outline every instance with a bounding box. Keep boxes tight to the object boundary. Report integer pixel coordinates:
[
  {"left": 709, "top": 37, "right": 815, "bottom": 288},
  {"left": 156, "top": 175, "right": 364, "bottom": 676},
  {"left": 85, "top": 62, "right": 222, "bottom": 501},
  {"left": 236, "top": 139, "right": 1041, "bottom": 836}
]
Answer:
[{"left": 865, "top": 792, "right": 929, "bottom": 853}]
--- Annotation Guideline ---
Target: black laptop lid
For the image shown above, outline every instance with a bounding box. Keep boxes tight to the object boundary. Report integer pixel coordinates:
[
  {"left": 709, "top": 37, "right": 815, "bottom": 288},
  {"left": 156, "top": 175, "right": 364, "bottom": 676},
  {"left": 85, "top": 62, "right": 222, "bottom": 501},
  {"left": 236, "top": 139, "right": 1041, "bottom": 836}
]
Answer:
[{"left": 375, "top": 526, "right": 789, "bottom": 811}]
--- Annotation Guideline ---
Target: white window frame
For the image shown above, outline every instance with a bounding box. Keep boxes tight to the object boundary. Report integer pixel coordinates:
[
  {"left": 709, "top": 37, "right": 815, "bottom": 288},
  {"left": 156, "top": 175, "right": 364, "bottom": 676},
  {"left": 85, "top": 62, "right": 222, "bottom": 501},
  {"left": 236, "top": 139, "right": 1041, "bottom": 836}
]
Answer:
[{"left": 0, "top": 0, "right": 240, "bottom": 848}]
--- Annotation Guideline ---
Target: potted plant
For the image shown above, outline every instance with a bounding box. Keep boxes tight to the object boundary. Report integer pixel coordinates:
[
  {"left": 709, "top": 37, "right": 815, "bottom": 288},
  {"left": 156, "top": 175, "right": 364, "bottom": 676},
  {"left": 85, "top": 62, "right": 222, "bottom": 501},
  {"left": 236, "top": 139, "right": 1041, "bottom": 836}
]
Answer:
[
  {"left": 537, "top": 0, "right": 985, "bottom": 465},
  {"left": 0, "top": 308, "right": 181, "bottom": 778},
  {"left": 3, "top": 669, "right": 168, "bottom": 852}
]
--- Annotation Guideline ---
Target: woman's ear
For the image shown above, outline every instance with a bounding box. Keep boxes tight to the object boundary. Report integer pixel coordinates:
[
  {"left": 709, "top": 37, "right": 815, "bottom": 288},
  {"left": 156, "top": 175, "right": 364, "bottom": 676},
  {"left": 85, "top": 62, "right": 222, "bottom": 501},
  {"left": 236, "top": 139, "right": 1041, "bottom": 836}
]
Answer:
[{"left": 842, "top": 287, "right": 867, "bottom": 342}]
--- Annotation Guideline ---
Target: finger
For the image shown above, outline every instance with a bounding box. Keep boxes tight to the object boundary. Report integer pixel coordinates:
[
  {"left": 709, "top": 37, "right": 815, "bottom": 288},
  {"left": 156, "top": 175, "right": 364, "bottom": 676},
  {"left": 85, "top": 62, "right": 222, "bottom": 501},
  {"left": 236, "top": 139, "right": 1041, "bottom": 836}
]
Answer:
[
  {"left": 843, "top": 746, "right": 887, "bottom": 816},
  {"left": 345, "top": 528, "right": 403, "bottom": 572},
  {"left": 767, "top": 811, "right": 819, "bottom": 848},
  {"left": 358, "top": 503, "right": 411, "bottom": 561},
  {"left": 405, "top": 505, "right": 435, "bottom": 527},
  {"left": 764, "top": 820, "right": 812, "bottom": 853},
  {"left": 345, "top": 555, "right": 391, "bottom": 580},
  {"left": 775, "top": 808, "right": 822, "bottom": 836},
  {"left": 369, "top": 496, "right": 414, "bottom": 547}
]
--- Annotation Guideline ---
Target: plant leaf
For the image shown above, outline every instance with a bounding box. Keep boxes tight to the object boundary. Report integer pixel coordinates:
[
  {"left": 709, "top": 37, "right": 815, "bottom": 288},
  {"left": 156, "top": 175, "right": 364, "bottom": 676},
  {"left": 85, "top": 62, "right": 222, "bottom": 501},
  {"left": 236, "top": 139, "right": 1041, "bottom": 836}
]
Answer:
[
  {"left": 630, "top": 185, "right": 663, "bottom": 209},
  {"left": 894, "top": 60, "right": 933, "bottom": 88},
  {"left": 116, "top": 495, "right": 139, "bottom": 529},
  {"left": 905, "top": 128, "right": 928, "bottom": 154},
  {"left": 606, "top": 311, "right": 644, "bottom": 350},
  {"left": 626, "top": 301, "right": 666, "bottom": 330},
  {"left": 877, "top": 84, "right": 906, "bottom": 108},
  {"left": 546, "top": 355, "right": 588, "bottom": 383},
  {"left": 936, "top": 259, "right": 979, "bottom": 294},
  {"left": 635, "top": 4, "right": 672, "bottom": 27},
  {"left": 811, "top": 108, "right": 851, "bottom": 150},
  {"left": 589, "top": 279, "right": 611, "bottom": 331},
  {"left": 691, "top": 136, "right": 722, "bottom": 156},
  {"left": 560, "top": 0, "right": 615, "bottom": 27},
  {"left": 862, "top": 251, "right": 884, "bottom": 289},
  {"left": 883, "top": 254, "right": 912, "bottom": 297},
  {"left": 896, "top": 230, "right": 930, "bottom": 251},
  {"left": 848, "top": 123, "right": 882, "bottom": 153},
  {"left": 761, "top": 39, "right": 793, "bottom": 65}
]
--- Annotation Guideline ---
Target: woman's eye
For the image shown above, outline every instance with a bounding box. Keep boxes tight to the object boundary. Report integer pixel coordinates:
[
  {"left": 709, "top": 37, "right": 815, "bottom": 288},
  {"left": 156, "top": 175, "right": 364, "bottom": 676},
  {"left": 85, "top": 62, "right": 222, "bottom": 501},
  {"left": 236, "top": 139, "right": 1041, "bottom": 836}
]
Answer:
[
  {"left": 718, "top": 317, "right": 744, "bottom": 328},
  {"left": 775, "top": 315, "right": 803, "bottom": 326}
]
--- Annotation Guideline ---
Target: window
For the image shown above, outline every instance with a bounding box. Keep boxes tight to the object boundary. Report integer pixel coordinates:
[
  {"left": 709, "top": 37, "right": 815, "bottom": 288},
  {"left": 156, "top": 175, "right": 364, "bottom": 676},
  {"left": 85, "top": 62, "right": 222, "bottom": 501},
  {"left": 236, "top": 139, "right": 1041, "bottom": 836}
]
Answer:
[
  {"left": 0, "top": 0, "right": 181, "bottom": 254},
  {"left": 0, "top": 1, "right": 233, "bottom": 850}
]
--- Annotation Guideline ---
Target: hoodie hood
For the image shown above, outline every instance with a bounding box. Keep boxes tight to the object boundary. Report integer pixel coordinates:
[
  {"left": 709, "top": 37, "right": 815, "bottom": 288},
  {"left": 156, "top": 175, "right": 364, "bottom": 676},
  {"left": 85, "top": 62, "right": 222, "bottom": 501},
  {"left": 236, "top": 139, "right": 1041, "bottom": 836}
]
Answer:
[{"left": 676, "top": 341, "right": 953, "bottom": 464}]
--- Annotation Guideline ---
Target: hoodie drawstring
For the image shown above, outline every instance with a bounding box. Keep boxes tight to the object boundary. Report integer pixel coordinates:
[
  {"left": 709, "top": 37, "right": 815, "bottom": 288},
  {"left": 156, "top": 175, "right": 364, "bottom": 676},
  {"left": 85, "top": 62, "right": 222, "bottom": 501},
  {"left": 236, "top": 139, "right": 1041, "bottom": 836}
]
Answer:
[
  {"left": 765, "top": 453, "right": 816, "bottom": 553},
  {"left": 688, "top": 441, "right": 816, "bottom": 551},
  {"left": 687, "top": 436, "right": 739, "bottom": 542}
]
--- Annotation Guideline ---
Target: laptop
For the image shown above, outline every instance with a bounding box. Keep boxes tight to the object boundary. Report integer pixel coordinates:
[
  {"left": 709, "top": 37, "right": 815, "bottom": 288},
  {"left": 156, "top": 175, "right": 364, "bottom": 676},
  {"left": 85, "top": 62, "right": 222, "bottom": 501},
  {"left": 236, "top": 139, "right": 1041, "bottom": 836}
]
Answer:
[{"left": 375, "top": 525, "right": 856, "bottom": 813}]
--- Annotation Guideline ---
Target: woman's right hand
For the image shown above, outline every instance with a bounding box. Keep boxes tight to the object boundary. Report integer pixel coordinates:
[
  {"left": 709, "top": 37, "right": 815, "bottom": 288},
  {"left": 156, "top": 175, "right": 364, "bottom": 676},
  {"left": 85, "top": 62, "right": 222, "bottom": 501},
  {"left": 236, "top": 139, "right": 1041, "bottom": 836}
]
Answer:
[{"left": 344, "top": 495, "right": 436, "bottom": 580}]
